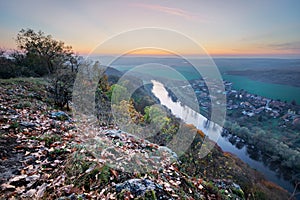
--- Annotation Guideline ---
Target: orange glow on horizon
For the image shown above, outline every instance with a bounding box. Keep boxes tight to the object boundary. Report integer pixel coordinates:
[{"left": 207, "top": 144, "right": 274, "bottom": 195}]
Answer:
[
  {"left": 75, "top": 45, "right": 299, "bottom": 58},
  {"left": 125, "top": 49, "right": 176, "bottom": 56}
]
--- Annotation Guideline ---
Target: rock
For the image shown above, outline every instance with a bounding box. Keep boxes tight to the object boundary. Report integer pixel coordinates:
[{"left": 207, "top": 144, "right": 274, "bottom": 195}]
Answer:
[
  {"left": 36, "top": 183, "right": 48, "bottom": 198},
  {"left": 8, "top": 109, "right": 17, "bottom": 114},
  {"left": 51, "top": 111, "right": 70, "bottom": 121},
  {"left": 26, "top": 174, "right": 40, "bottom": 186},
  {"left": 9, "top": 174, "right": 28, "bottom": 186},
  {"left": 9, "top": 174, "right": 27, "bottom": 183},
  {"left": 22, "top": 188, "right": 36, "bottom": 198},
  {"left": 20, "top": 121, "right": 36, "bottom": 128},
  {"left": 68, "top": 193, "right": 77, "bottom": 200},
  {"left": 213, "top": 179, "right": 244, "bottom": 199},
  {"left": 232, "top": 182, "right": 241, "bottom": 190},
  {"left": 6, "top": 89, "right": 14, "bottom": 95},
  {"left": 9, "top": 115, "right": 19, "bottom": 120},
  {"left": 157, "top": 146, "right": 178, "bottom": 160},
  {"left": 116, "top": 179, "right": 158, "bottom": 196},
  {"left": 1, "top": 183, "right": 15, "bottom": 191},
  {"left": 105, "top": 130, "right": 123, "bottom": 139}
]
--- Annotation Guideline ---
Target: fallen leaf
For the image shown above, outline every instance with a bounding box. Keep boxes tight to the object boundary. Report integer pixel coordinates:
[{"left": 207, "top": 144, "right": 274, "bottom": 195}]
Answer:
[{"left": 110, "top": 169, "right": 118, "bottom": 178}]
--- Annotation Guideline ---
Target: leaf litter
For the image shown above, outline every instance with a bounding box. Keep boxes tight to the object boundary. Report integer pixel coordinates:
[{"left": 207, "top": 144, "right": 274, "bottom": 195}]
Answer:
[{"left": 0, "top": 80, "right": 245, "bottom": 199}]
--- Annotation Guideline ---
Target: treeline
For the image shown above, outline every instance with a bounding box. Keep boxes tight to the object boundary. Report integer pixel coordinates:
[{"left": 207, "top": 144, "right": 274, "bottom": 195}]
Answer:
[{"left": 224, "top": 121, "right": 300, "bottom": 172}]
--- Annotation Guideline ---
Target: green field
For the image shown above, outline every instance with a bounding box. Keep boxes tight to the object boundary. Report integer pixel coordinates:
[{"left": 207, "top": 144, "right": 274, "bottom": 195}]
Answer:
[{"left": 223, "top": 74, "right": 300, "bottom": 103}]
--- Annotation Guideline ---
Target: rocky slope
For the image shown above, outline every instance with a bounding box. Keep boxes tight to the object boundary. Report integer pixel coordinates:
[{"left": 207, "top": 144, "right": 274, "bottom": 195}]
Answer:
[{"left": 0, "top": 78, "right": 291, "bottom": 199}]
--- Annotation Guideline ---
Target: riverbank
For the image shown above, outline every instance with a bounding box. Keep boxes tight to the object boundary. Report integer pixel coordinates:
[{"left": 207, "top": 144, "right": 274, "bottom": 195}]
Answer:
[{"left": 153, "top": 79, "right": 293, "bottom": 198}]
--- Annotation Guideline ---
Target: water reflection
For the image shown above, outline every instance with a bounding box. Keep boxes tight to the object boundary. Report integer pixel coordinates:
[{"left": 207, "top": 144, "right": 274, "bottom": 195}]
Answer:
[{"left": 151, "top": 80, "right": 296, "bottom": 196}]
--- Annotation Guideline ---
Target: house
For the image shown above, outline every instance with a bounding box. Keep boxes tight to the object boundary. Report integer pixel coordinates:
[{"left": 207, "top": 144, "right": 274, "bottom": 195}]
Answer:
[
  {"left": 266, "top": 107, "right": 272, "bottom": 111},
  {"left": 247, "top": 112, "right": 255, "bottom": 117},
  {"left": 242, "top": 110, "right": 255, "bottom": 117},
  {"left": 255, "top": 107, "right": 265, "bottom": 114}
]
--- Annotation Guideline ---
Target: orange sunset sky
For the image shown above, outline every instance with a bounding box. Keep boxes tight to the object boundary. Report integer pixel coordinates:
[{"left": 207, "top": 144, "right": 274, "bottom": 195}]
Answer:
[{"left": 1, "top": 0, "right": 300, "bottom": 58}]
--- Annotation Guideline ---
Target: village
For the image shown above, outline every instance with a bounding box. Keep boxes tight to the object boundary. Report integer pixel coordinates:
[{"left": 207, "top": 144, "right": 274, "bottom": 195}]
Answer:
[{"left": 184, "top": 78, "right": 300, "bottom": 129}]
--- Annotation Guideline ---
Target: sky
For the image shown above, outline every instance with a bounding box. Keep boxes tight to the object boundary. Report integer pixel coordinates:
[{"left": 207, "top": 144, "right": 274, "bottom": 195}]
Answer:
[{"left": 0, "top": 0, "right": 300, "bottom": 58}]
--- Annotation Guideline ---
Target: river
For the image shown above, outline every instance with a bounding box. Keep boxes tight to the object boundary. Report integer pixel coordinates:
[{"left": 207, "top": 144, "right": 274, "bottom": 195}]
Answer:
[{"left": 151, "top": 80, "right": 296, "bottom": 196}]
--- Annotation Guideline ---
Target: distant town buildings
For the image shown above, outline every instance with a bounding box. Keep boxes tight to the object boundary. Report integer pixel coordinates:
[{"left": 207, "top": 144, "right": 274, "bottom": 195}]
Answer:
[{"left": 180, "top": 79, "right": 300, "bottom": 128}]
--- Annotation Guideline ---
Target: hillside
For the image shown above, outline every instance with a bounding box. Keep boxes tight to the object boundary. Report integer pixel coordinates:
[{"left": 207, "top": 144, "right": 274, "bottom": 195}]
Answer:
[{"left": 0, "top": 78, "right": 291, "bottom": 199}]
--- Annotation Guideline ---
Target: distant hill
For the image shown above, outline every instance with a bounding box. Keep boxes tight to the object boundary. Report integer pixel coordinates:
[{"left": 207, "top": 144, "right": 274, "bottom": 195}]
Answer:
[
  {"left": 107, "top": 57, "right": 300, "bottom": 87},
  {"left": 104, "top": 66, "right": 123, "bottom": 77}
]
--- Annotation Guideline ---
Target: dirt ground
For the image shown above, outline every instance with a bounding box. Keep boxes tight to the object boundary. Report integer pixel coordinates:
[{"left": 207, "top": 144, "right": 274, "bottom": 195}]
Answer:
[{"left": 0, "top": 132, "right": 23, "bottom": 185}]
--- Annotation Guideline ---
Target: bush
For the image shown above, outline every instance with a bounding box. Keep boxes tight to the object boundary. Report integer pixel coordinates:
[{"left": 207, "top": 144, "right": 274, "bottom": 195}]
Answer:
[{"left": 46, "top": 68, "right": 76, "bottom": 110}]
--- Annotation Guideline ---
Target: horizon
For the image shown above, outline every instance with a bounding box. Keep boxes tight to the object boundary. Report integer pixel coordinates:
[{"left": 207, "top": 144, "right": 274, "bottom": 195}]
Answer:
[{"left": 87, "top": 53, "right": 300, "bottom": 59}]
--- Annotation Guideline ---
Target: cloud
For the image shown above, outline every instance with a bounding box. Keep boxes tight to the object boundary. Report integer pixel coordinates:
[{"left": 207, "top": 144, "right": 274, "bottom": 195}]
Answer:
[
  {"left": 240, "top": 33, "right": 274, "bottom": 42},
  {"left": 133, "top": 3, "right": 198, "bottom": 20},
  {"left": 266, "top": 42, "right": 300, "bottom": 51}
]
